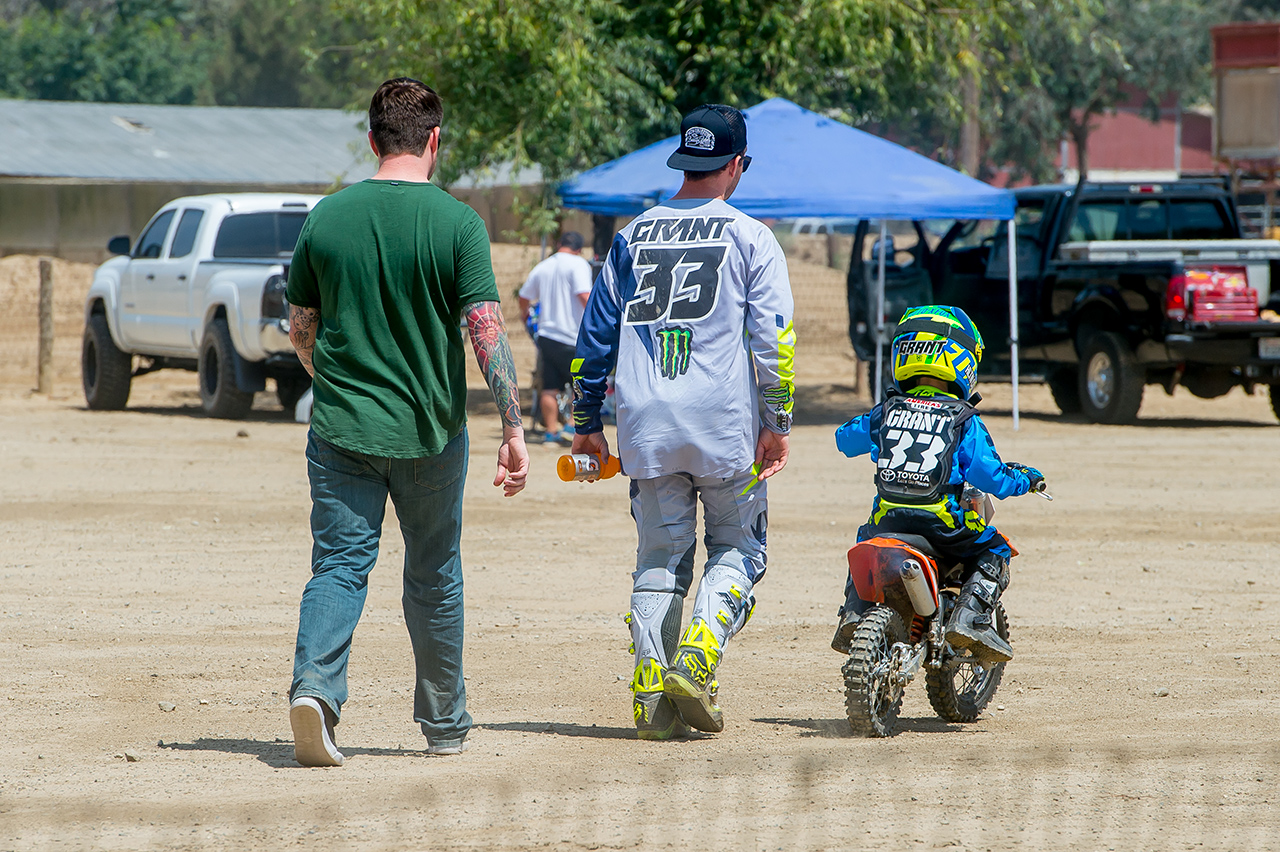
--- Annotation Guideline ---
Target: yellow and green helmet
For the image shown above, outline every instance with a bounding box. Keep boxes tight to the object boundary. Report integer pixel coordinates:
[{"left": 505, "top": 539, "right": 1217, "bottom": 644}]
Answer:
[{"left": 890, "top": 305, "right": 985, "bottom": 399}]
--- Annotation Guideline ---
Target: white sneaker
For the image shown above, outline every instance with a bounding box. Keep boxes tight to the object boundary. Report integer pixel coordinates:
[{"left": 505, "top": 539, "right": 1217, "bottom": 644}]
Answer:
[
  {"left": 290, "top": 696, "right": 344, "bottom": 767},
  {"left": 425, "top": 740, "right": 469, "bottom": 757}
]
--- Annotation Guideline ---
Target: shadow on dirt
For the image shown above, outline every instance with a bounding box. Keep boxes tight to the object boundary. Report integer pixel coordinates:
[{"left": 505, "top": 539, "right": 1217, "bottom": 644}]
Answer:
[
  {"left": 474, "top": 721, "right": 635, "bottom": 740},
  {"left": 157, "top": 737, "right": 420, "bottom": 768},
  {"left": 753, "top": 716, "right": 967, "bottom": 738},
  {"left": 122, "top": 405, "right": 296, "bottom": 422}
]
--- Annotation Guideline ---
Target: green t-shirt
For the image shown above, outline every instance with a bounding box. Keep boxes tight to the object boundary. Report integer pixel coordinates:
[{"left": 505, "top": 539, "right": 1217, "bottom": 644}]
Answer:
[{"left": 286, "top": 180, "right": 499, "bottom": 458}]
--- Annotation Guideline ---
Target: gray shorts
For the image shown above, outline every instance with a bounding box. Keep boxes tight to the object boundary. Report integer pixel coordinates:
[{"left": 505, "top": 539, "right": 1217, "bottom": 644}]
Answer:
[{"left": 629, "top": 470, "right": 767, "bottom": 596}]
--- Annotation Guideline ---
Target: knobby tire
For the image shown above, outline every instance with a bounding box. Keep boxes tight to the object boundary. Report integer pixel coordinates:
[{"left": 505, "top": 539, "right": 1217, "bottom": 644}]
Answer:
[
  {"left": 842, "top": 605, "right": 908, "bottom": 738},
  {"left": 925, "top": 601, "right": 1009, "bottom": 723}
]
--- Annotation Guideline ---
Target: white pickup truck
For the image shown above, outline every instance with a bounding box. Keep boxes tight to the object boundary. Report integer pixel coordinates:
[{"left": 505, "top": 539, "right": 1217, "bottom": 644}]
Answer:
[{"left": 81, "top": 193, "right": 320, "bottom": 419}]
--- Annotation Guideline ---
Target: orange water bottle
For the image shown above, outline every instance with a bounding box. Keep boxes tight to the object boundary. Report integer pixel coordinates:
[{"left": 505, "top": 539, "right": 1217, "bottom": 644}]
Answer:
[{"left": 557, "top": 453, "right": 622, "bottom": 482}]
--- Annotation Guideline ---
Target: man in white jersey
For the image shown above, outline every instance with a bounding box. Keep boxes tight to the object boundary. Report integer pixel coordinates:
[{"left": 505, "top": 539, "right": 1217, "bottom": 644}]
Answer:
[
  {"left": 571, "top": 104, "right": 796, "bottom": 738},
  {"left": 519, "top": 231, "right": 593, "bottom": 443}
]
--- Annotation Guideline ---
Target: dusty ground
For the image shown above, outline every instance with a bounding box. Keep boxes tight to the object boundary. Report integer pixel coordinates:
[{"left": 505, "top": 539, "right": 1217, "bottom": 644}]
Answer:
[
  {"left": 2, "top": 370, "right": 1280, "bottom": 851},
  {"left": 2, "top": 253, "right": 1280, "bottom": 850}
]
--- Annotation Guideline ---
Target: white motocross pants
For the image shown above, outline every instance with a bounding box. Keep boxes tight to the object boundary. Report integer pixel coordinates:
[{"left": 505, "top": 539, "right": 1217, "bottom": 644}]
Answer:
[{"left": 627, "top": 470, "right": 767, "bottom": 667}]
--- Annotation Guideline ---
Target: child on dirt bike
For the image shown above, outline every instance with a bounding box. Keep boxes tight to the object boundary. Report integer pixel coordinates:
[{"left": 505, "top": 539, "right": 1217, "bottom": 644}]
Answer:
[{"left": 833, "top": 305, "right": 1045, "bottom": 663}]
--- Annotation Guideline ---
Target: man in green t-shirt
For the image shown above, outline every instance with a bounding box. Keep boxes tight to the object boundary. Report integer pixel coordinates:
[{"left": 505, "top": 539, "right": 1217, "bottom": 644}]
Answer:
[{"left": 284, "top": 77, "right": 528, "bottom": 766}]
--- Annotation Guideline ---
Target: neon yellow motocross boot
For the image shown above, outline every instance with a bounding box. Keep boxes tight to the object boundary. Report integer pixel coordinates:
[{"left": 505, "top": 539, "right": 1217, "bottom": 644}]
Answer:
[
  {"left": 632, "top": 658, "right": 687, "bottom": 740},
  {"left": 663, "top": 619, "right": 724, "bottom": 733}
]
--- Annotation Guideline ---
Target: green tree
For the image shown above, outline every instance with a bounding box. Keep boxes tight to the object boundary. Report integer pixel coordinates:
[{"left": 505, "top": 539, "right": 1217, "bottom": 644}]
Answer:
[
  {"left": 983, "top": 0, "right": 1228, "bottom": 181},
  {"left": 621, "top": 0, "right": 1027, "bottom": 162},
  {"left": 1233, "top": 0, "right": 1280, "bottom": 18},
  {"left": 204, "top": 0, "right": 375, "bottom": 109},
  {"left": 342, "top": 0, "right": 1027, "bottom": 212},
  {"left": 339, "top": 0, "right": 671, "bottom": 232},
  {"left": 0, "top": 0, "right": 218, "bottom": 103}
]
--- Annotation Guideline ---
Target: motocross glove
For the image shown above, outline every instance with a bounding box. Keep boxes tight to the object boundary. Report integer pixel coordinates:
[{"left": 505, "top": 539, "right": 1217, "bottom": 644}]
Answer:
[{"left": 1005, "top": 461, "right": 1045, "bottom": 493}]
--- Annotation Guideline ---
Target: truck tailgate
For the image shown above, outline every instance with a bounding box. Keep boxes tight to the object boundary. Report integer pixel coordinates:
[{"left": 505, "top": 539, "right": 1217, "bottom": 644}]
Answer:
[{"left": 1060, "top": 239, "right": 1280, "bottom": 303}]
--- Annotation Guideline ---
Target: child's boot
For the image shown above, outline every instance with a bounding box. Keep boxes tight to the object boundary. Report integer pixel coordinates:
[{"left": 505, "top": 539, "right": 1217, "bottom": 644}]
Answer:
[{"left": 945, "top": 554, "right": 1012, "bottom": 663}]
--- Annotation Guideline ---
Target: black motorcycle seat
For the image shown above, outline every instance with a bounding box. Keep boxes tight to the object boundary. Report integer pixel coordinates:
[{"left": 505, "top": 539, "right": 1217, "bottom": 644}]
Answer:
[{"left": 875, "top": 532, "right": 941, "bottom": 561}]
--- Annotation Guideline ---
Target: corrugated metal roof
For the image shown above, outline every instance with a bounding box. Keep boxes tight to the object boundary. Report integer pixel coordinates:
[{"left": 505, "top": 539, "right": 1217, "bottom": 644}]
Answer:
[
  {"left": 0, "top": 98, "right": 378, "bottom": 185},
  {"left": 449, "top": 160, "right": 543, "bottom": 190}
]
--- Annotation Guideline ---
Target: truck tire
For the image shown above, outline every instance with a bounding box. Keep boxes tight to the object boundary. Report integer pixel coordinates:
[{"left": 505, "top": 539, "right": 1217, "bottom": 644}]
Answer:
[
  {"left": 82, "top": 313, "right": 132, "bottom": 410},
  {"left": 275, "top": 375, "right": 311, "bottom": 412},
  {"left": 1045, "top": 366, "right": 1082, "bottom": 414},
  {"left": 199, "top": 317, "right": 254, "bottom": 419},
  {"left": 1078, "top": 331, "right": 1144, "bottom": 425}
]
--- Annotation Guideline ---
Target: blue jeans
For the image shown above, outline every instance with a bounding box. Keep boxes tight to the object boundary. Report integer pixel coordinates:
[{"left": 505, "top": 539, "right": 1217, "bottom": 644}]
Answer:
[{"left": 291, "top": 429, "right": 472, "bottom": 748}]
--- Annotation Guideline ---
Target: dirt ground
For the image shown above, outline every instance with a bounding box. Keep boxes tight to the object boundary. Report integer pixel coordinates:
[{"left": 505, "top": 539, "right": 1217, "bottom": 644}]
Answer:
[
  {"left": 3, "top": 254, "right": 1280, "bottom": 850},
  {"left": 3, "top": 371, "right": 1280, "bottom": 851}
]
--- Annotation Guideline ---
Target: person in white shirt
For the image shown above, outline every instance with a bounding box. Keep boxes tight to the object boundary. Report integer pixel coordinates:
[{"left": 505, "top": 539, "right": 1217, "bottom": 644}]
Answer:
[
  {"left": 571, "top": 104, "right": 796, "bottom": 739},
  {"left": 519, "top": 231, "right": 593, "bottom": 443}
]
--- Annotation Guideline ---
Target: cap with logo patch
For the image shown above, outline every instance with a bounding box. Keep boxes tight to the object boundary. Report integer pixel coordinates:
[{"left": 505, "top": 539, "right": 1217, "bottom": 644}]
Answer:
[{"left": 666, "top": 104, "right": 747, "bottom": 172}]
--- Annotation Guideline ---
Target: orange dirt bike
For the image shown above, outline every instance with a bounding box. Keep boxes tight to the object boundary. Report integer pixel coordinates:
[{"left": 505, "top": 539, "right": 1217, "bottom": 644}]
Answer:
[{"left": 840, "top": 485, "right": 1051, "bottom": 737}]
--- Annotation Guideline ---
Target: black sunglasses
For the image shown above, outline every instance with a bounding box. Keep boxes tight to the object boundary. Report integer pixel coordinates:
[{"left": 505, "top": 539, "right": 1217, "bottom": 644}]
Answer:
[{"left": 740, "top": 154, "right": 752, "bottom": 173}]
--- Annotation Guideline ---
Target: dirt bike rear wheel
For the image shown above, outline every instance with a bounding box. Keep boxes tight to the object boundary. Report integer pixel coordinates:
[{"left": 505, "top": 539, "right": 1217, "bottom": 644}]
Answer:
[
  {"left": 925, "top": 601, "right": 1009, "bottom": 723},
  {"left": 842, "top": 605, "right": 908, "bottom": 738}
]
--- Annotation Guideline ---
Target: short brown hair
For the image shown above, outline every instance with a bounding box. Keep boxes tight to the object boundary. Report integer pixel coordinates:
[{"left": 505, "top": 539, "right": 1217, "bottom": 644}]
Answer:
[
  {"left": 683, "top": 161, "right": 731, "bottom": 182},
  {"left": 368, "top": 78, "right": 443, "bottom": 157}
]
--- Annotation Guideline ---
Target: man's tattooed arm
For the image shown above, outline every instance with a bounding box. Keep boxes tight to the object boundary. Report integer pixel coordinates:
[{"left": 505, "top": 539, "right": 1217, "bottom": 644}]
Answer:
[
  {"left": 463, "top": 300, "right": 522, "bottom": 429},
  {"left": 289, "top": 304, "right": 320, "bottom": 377}
]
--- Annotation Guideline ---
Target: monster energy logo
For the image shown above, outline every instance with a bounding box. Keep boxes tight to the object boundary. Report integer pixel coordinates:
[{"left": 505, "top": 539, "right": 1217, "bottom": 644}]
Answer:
[
  {"left": 655, "top": 327, "right": 693, "bottom": 380},
  {"left": 762, "top": 386, "right": 792, "bottom": 408}
]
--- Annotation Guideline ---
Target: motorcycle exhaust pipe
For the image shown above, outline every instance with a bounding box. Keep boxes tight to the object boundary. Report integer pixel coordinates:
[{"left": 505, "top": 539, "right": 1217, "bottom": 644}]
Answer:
[{"left": 900, "top": 559, "right": 937, "bottom": 616}]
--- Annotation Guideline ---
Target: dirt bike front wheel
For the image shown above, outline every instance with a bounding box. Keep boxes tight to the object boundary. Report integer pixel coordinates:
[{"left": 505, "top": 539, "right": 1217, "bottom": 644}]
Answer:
[
  {"left": 842, "top": 605, "right": 908, "bottom": 737},
  {"left": 925, "top": 601, "right": 1009, "bottom": 723}
]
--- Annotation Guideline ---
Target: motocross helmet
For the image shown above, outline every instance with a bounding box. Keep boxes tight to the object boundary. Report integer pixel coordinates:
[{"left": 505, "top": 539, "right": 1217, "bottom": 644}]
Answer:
[{"left": 890, "top": 305, "right": 984, "bottom": 399}]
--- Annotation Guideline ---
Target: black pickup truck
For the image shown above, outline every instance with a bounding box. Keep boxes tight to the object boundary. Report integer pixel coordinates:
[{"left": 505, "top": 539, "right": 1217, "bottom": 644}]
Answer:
[{"left": 847, "top": 181, "right": 1280, "bottom": 423}]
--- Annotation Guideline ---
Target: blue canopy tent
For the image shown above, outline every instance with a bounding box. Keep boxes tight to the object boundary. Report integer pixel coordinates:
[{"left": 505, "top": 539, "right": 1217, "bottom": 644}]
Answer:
[{"left": 559, "top": 98, "right": 1029, "bottom": 427}]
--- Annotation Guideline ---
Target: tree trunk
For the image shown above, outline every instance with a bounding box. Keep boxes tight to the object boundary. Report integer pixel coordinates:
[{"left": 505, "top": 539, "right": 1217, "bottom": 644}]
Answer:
[
  {"left": 1071, "top": 122, "right": 1090, "bottom": 181},
  {"left": 959, "top": 51, "right": 981, "bottom": 176}
]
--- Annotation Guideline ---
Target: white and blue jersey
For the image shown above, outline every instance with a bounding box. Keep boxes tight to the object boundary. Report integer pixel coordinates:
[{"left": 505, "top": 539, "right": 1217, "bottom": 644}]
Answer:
[
  {"left": 573, "top": 198, "right": 795, "bottom": 480},
  {"left": 835, "top": 387, "right": 1032, "bottom": 557}
]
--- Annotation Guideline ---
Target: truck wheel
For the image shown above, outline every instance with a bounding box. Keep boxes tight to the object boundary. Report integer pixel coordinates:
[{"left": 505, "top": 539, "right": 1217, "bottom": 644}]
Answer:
[
  {"left": 82, "top": 313, "right": 132, "bottom": 410},
  {"left": 1045, "top": 367, "right": 1081, "bottom": 414},
  {"left": 1270, "top": 386, "right": 1280, "bottom": 423},
  {"left": 199, "top": 317, "right": 254, "bottom": 419},
  {"left": 1078, "top": 331, "right": 1144, "bottom": 425},
  {"left": 275, "top": 375, "right": 311, "bottom": 411}
]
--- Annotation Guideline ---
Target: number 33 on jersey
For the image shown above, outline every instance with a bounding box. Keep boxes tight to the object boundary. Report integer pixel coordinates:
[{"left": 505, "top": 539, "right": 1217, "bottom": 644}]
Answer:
[
  {"left": 570, "top": 197, "right": 796, "bottom": 480},
  {"left": 622, "top": 216, "right": 733, "bottom": 380},
  {"left": 874, "top": 394, "right": 976, "bottom": 504}
]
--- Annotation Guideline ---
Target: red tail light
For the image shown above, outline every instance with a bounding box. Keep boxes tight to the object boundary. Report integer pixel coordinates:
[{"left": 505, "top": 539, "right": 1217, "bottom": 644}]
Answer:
[
  {"left": 1166, "top": 273, "right": 1187, "bottom": 321},
  {"left": 1168, "top": 265, "right": 1258, "bottom": 324}
]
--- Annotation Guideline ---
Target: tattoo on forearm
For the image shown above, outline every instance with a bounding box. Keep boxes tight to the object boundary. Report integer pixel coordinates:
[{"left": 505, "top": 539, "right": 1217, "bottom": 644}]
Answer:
[
  {"left": 289, "top": 305, "right": 319, "bottom": 377},
  {"left": 463, "top": 300, "right": 521, "bottom": 429}
]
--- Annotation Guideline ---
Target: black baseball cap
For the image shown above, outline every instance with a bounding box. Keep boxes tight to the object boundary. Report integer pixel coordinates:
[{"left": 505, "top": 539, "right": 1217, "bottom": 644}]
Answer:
[{"left": 666, "top": 104, "right": 747, "bottom": 172}]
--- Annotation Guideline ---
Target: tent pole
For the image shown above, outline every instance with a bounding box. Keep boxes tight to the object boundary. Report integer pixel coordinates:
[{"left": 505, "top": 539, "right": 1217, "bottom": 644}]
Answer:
[
  {"left": 1008, "top": 219, "right": 1020, "bottom": 431},
  {"left": 874, "top": 220, "right": 887, "bottom": 402}
]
